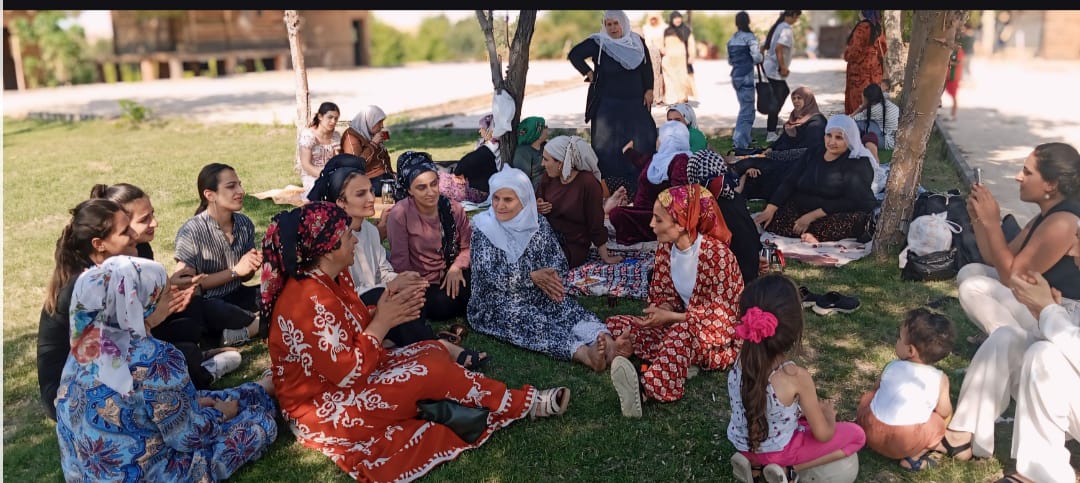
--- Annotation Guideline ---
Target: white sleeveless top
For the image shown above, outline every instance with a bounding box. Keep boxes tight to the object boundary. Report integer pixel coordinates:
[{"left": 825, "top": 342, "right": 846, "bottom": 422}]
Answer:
[
  {"left": 727, "top": 361, "right": 803, "bottom": 453},
  {"left": 670, "top": 235, "right": 701, "bottom": 308},
  {"left": 870, "top": 360, "right": 943, "bottom": 426}
]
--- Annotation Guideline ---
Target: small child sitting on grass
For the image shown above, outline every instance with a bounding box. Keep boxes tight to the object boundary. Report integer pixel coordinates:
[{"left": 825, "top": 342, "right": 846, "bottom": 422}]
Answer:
[{"left": 856, "top": 307, "right": 955, "bottom": 472}]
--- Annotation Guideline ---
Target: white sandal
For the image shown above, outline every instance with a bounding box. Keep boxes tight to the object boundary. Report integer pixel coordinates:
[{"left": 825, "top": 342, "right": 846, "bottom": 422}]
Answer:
[
  {"left": 530, "top": 387, "right": 570, "bottom": 419},
  {"left": 610, "top": 356, "right": 642, "bottom": 418}
]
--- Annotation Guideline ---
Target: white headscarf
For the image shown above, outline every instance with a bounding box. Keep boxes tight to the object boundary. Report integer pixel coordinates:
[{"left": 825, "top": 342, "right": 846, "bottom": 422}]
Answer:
[
  {"left": 647, "top": 121, "right": 693, "bottom": 184},
  {"left": 350, "top": 105, "right": 387, "bottom": 141},
  {"left": 825, "top": 114, "right": 887, "bottom": 193},
  {"left": 68, "top": 256, "right": 168, "bottom": 396},
  {"left": 473, "top": 168, "right": 540, "bottom": 264},
  {"left": 669, "top": 103, "right": 698, "bottom": 129},
  {"left": 544, "top": 135, "right": 603, "bottom": 182},
  {"left": 588, "top": 10, "right": 646, "bottom": 71}
]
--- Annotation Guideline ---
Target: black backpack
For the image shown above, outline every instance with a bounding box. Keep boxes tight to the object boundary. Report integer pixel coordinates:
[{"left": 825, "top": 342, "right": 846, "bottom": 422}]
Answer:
[{"left": 911, "top": 190, "right": 983, "bottom": 269}]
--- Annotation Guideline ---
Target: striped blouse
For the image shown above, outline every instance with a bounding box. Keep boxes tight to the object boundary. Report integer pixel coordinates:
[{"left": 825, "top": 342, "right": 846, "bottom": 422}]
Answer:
[{"left": 174, "top": 211, "right": 256, "bottom": 299}]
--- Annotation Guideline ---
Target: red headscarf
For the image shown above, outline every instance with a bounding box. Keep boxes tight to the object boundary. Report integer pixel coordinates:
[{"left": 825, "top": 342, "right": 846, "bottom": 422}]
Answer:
[{"left": 656, "top": 184, "right": 732, "bottom": 244}]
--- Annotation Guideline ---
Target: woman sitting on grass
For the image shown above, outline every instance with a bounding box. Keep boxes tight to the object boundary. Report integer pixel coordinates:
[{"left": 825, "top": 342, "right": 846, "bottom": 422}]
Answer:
[
  {"left": 536, "top": 135, "right": 622, "bottom": 269},
  {"left": 666, "top": 103, "right": 708, "bottom": 153},
  {"left": 296, "top": 101, "right": 342, "bottom": 201},
  {"left": 469, "top": 168, "right": 617, "bottom": 372},
  {"left": 340, "top": 104, "right": 395, "bottom": 196},
  {"left": 607, "top": 184, "right": 744, "bottom": 417},
  {"left": 262, "top": 201, "right": 569, "bottom": 482},
  {"left": 56, "top": 256, "right": 277, "bottom": 482},
  {"left": 512, "top": 116, "right": 550, "bottom": 192}
]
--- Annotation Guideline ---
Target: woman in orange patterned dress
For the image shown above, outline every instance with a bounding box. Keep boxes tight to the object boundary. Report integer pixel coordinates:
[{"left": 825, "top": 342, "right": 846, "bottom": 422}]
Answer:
[
  {"left": 605, "top": 184, "right": 745, "bottom": 417},
  {"left": 843, "top": 10, "right": 887, "bottom": 115},
  {"left": 261, "top": 201, "right": 569, "bottom": 482}
]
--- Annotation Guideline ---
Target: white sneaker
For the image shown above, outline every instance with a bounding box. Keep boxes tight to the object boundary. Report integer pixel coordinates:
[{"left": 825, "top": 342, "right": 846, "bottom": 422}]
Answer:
[
  {"left": 202, "top": 351, "right": 242, "bottom": 383},
  {"left": 609, "top": 356, "right": 642, "bottom": 418},
  {"left": 763, "top": 463, "right": 796, "bottom": 483},
  {"left": 765, "top": 131, "right": 781, "bottom": 143},
  {"left": 221, "top": 327, "right": 251, "bottom": 347},
  {"left": 730, "top": 452, "right": 755, "bottom": 483}
]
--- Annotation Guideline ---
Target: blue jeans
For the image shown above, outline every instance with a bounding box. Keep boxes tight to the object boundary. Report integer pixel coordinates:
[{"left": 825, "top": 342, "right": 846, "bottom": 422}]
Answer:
[{"left": 732, "top": 73, "right": 756, "bottom": 149}]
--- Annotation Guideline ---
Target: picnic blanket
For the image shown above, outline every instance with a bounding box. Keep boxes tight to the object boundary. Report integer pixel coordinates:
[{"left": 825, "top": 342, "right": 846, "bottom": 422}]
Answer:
[
  {"left": 565, "top": 219, "right": 658, "bottom": 300},
  {"left": 759, "top": 231, "right": 872, "bottom": 267}
]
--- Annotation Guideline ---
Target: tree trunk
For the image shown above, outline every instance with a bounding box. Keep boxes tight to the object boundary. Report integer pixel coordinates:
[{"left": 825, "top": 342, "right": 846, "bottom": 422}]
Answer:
[
  {"left": 284, "top": 10, "right": 310, "bottom": 137},
  {"left": 872, "top": 10, "right": 968, "bottom": 259},
  {"left": 899, "top": 11, "right": 931, "bottom": 109},
  {"left": 476, "top": 10, "right": 537, "bottom": 164},
  {"left": 882, "top": 10, "right": 907, "bottom": 98}
]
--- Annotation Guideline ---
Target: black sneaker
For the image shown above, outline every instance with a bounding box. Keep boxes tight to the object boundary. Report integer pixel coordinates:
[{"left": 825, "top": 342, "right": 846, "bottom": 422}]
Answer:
[
  {"left": 798, "top": 286, "right": 821, "bottom": 309},
  {"left": 812, "top": 291, "right": 861, "bottom": 315}
]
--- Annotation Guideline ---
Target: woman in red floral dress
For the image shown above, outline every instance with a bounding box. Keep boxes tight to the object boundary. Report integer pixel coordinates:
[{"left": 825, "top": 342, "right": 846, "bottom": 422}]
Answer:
[
  {"left": 261, "top": 201, "right": 569, "bottom": 482},
  {"left": 606, "top": 184, "right": 745, "bottom": 417}
]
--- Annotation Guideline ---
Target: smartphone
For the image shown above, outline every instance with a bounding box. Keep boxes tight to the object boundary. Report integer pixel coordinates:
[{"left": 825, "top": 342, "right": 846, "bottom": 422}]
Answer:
[{"left": 974, "top": 167, "right": 982, "bottom": 185}]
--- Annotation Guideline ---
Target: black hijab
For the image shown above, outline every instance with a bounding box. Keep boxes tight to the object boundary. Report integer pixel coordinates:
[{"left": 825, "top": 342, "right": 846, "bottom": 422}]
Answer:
[
  {"left": 307, "top": 154, "right": 368, "bottom": 203},
  {"left": 665, "top": 11, "right": 692, "bottom": 47},
  {"left": 453, "top": 146, "right": 498, "bottom": 193}
]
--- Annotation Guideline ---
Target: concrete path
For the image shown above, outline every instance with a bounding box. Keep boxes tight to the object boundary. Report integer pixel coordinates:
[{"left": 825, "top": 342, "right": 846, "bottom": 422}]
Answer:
[{"left": 4, "top": 58, "right": 1078, "bottom": 224}]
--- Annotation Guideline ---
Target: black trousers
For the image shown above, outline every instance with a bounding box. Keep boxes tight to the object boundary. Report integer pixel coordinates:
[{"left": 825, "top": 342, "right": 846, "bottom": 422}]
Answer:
[
  {"left": 359, "top": 287, "right": 437, "bottom": 347},
  {"left": 766, "top": 78, "right": 791, "bottom": 133},
  {"left": 423, "top": 269, "right": 471, "bottom": 322},
  {"left": 715, "top": 192, "right": 764, "bottom": 285},
  {"left": 202, "top": 284, "right": 259, "bottom": 334},
  {"left": 150, "top": 295, "right": 214, "bottom": 389}
]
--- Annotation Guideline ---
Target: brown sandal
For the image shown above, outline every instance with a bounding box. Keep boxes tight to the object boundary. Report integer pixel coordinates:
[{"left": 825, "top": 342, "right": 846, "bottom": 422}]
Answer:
[{"left": 437, "top": 324, "right": 469, "bottom": 345}]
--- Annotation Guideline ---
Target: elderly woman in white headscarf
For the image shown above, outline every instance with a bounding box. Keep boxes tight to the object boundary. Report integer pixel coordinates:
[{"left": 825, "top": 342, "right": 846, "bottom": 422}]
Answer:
[
  {"left": 536, "top": 135, "right": 623, "bottom": 268},
  {"left": 468, "top": 168, "right": 618, "bottom": 372},
  {"left": 54, "top": 256, "right": 277, "bottom": 482},
  {"left": 341, "top": 104, "right": 396, "bottom": 195},
  {"left": 608, "top": 120, "right": 694, "bottom": 245},
  {"left": 667, "top": 103, "right": 708, "bottom": 153},
  {"left": 568, "top": 10, "right": 659, "bottom": 198},
  {"left": 753, "top": 114, "right": 879, "bottom": 243}
]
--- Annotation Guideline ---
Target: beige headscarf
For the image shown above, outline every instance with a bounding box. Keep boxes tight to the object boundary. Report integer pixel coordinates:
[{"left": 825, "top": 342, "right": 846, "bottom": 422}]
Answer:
[
  {"left": 349, "top": 105, "right": 387, "bottom": 140},
  {"left": 543, "top": 135, "right": 602, "bottom": 182}
]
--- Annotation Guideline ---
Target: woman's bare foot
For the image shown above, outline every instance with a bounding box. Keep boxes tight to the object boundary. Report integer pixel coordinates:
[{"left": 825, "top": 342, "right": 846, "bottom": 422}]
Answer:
[
  {"left": 801, "top": 232, "right": 820, "bottom": 244},
  {"left": 574, "top": 338, "right": 608, "bottom": 372},
  {"left": 256, "top": 369, "right": 275, "bottom": 397},
  {"left": 596, "top": 333, "right": 620, "bottom": 366},
  {"left": 613, "top": 332, "right": 633, "bottom": 358}
]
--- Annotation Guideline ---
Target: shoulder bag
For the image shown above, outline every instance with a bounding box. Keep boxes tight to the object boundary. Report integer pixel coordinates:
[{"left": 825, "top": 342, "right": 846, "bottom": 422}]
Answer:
[{"left": 755, "top": 64, "right": 776, "bottom": 115}]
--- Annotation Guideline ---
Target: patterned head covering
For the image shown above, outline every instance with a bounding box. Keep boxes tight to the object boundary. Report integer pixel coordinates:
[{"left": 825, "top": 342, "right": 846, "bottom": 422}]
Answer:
[
  {"left": 389, "top": 150, "right": 460, "bottom": 269},
  {"left": 647, "top": 120, "right": 693, "bottom": 184},
  {"left": 516, "top": 116, "right": 547, "bottom": 146},
  {"left": 349, "top": 105, "right": 387, "bottom": 141},
  {"left": 69, "top": 256, "right": 168, "bottom": 395},
  {"left": 307, "top": 153, "right": 367, "bottom": 203},
  {"left": 668, "top": 103, "right": 698, "bottom": 129},
  {"left": 783, "top": 86, "right": 821, "bottom": 138},
  {"left": 686, "top": 149, "right": 737, "bottom": 200},
  {"left": 544, "top": 135, "right": 603, "bottom": 182},
  {"left": 260, "top": 201, "right": 352, "bottom": 323},
  {"left": 589, "top": 10, "right": 646, "bottom": 70},
  {"left": 472, "top": 168, "right": 540, "bottom": 264},
  {"left": 657, "top": 184, "right": 732, "bottom": 244}
]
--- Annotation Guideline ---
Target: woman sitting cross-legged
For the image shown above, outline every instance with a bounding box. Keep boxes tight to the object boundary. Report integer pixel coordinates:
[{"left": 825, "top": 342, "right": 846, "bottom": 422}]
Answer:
[
  {"left": 469, "top": 168, "right": 618, "bottom": 372},
  {"left": 308, "top": 153, "right": 488, "bottom": 369},
  {"left": 385, "top": 151, "right": 473, "bottom": 321},
  {"left": 606, "top": 184, "right": 744, "bottom": 417},
  {"left": 608, "top": 120, "right": 694, "bottom": 246},
  {"left": 753, "top": 115, "right": 878, "bottom": 244},
  {"left": 56, "top": 256, "right": 277, "bottom": 482},
  {"left": 262, "top": 201, "right": 569, "bottom": 482},
  {"left": 537, "top": 135, "right": 623, "bottom": 269}
]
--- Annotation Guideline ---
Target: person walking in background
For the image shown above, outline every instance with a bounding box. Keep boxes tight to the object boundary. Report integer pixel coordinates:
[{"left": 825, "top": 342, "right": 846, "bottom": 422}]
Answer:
[
  {"left": 762, "top": 10, "right": 802, "bottom": 144},
  {"left": 642, "top": 11, "right": 667, "bottom": 106},
  {"left": 944, "top": 45, "right": 963, "bottom": 122},
  {"left": 843, "top": 10, "right": 887, "bottom": 115},
  {"left": 959, "top": 22, "right": 976, "bottom": 84},
  {"left": 661, "top": 11, "right": 696, "bottom": 106},
  {"left": 805, "top": 28, "right": 819, "bottom": 60},
  {"left": 727, "top": 11, "right": 764, "bottom": 155}
]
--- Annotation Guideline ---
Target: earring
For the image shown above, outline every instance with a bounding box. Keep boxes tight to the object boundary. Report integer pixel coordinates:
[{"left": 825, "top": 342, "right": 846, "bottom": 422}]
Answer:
[{"left": 1045, "top": 193, "right": 1052, "bottom": 200}]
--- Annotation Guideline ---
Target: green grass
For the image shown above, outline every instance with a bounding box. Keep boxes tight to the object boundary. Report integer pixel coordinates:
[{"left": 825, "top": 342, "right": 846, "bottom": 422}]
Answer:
[{"left": 4, "top": 117, "right": 1007, "bottom": 482}]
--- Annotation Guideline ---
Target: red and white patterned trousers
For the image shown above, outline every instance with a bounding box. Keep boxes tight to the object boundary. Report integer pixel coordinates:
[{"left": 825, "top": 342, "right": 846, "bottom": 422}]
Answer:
[{"left": 605, "top": 315, "right": 694, "bottom": 402}]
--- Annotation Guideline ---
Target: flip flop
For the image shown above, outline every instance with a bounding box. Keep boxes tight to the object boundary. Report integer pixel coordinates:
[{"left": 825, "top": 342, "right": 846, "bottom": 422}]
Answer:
[
  {"left": 456, "top": 348, "right": 489, "bottom": 371},
  {"left": 437, "top": 324, "right": 469, "bottom": 345},
  {"left": 900, "top": 453, "right": 938, "bottom": 472}
]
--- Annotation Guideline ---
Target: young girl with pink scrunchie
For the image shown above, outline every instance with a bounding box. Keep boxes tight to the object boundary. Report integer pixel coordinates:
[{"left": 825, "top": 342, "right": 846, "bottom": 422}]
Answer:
[{"left": 726, "top": 273, "right": 866, "bottom": 483}]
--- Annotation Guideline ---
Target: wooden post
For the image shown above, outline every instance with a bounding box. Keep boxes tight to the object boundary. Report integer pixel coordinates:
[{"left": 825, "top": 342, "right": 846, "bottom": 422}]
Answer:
[
  {"left": 169, "top": 58, "right": 184, "bottom": 79},
  {"left": 284, "top": 10, "right": 311, "bottom": 137},
  {"left": 140, "top": 59, "right": 158, "bottom": 81}
]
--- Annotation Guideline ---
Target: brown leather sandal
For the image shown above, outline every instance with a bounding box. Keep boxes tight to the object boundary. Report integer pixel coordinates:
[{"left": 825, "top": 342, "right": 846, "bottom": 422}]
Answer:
[{"left": 436, "top": 324, "right": 469, "bottom": 345}]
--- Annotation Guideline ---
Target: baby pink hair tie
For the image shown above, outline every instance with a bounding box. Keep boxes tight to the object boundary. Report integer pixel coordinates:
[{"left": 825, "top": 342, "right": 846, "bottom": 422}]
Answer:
[{"left": 735, "top": 307, "right": 779, "bottom": 343}]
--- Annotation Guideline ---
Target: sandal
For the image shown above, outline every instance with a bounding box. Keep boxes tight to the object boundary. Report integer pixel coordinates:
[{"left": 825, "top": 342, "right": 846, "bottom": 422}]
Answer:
[
  {"left": 529, "top": 387, "right": 570, "bottom": 419},
  {"left": 456, "top": 348, "right": 489, "bottom": 371},
  {"left": 437, "top": 324, "right": 469, "bottom": 345},
  {"left": 938, "top": 435, "right": 973, "bottom": 459},
  {"left": 995, "top": 474, "right": 1027, "bottom": 483},
  {"left": 900, "top": 453, "right": 938, "bottom": 472}
]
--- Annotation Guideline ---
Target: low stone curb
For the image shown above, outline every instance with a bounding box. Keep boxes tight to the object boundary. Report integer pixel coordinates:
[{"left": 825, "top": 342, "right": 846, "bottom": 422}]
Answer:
[{"left": 933, "top": 115, "right": 975, "bottom": 186}]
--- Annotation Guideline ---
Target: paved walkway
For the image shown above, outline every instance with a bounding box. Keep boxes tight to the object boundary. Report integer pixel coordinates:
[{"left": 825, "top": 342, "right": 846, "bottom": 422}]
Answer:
[{"left": 4, "top": 58, "right": 1078, "bottom": 224}]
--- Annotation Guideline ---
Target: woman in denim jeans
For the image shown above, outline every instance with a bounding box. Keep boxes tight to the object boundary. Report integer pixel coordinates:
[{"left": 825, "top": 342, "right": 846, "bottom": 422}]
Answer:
[{"left": 727, "top": 12, "right": 763, "bottom": 154}]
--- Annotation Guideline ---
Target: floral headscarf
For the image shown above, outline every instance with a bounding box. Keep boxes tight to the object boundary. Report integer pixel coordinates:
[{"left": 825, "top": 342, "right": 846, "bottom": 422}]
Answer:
[
  {"left": 69, "top": 256, "right": 168, "bottom": 396},
  {"left": 260, "top": 201, "right": 352, "bottom": 323},
  {"left": 390, "top": 151, "right": 460, "bottom": 269},
  {"left": 517, "top": 116, "right": 547, "bottom": 146},
  {"left": 656, "top": 184, "right": 732, "bottom": 244},
  {"left": 686, "top": 149, "right": 737, "bottom": 200},
  {"left": 307, "top": 153, "right": 367, "bottom": 203},
  {"left": 543, "top": 135, "right": 603, "bottom": 182}
]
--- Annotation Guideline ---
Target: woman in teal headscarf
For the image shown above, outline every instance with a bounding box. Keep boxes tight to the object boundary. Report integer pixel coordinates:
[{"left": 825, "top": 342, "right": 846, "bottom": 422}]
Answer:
[{"left": 513, "top": 116, "right": 550, "bottom": 192}]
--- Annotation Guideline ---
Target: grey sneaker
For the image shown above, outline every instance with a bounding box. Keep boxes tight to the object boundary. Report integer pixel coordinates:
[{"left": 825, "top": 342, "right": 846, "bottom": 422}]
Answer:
[
  {"left": 610, "top": 356, "right": 642, "bottom": 418},
  {"left": 221, "top": 327, "right": 251, "bottom": 347},
  {"left": 201, "top": 351, "right": 242, "bottom": 383}
]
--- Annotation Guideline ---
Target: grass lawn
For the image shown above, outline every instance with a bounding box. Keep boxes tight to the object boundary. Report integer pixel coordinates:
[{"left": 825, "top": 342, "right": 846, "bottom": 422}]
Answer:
[{"left": 4, "top": 116, "right": 1010, "bottom": 482}]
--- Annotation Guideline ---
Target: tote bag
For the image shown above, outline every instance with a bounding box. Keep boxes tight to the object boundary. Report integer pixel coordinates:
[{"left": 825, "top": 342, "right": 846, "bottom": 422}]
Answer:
[{"left": 755, "top": 64, "right": 776, "bottom": 115}]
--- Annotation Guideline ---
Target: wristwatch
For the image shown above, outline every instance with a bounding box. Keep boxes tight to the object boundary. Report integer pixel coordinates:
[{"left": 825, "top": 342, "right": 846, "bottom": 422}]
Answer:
[{"left": 229, "top": 269, "right": 238, "bottom": 280}]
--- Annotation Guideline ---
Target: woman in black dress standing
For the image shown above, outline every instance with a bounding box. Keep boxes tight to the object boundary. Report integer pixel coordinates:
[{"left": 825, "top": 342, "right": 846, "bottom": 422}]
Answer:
[{"left": 569, "top": 10, "right": 658, "bottom": 198}]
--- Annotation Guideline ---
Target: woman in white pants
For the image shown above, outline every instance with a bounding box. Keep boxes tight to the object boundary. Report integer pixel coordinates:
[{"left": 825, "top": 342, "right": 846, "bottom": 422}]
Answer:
[{"left": 942, "top": 220, "right": 1080, "bottom": 483}]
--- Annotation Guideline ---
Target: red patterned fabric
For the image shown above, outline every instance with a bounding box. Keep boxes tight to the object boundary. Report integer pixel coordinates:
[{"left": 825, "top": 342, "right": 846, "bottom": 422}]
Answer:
[{"left": 605, "top": 235, "right": 744, "bottom": 401}]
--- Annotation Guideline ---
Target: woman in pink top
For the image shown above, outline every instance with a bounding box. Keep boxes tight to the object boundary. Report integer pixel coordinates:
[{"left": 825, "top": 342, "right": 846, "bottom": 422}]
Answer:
[{"left": 386, "top": 151, "right": 472, "bottom": 321}]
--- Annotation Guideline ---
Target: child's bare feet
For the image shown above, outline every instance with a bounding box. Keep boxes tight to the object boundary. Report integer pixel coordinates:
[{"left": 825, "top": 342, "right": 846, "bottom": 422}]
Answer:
[{"left": 613, "top": 331, "right": 633, "bottom": 358}]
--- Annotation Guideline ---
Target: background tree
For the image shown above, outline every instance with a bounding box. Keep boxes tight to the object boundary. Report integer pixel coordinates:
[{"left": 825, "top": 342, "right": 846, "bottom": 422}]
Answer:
[
  {"left": 873, "top": 10, "right": 969, "bottom": 258},
  {"left": 284, "top": 10, "right": 310, "bottom": 137},
  {"left": 882, "top": 10, "right": 907, "bottom": 97},
  {"left": 10, "top": 11, "right": 98, "bottom": 88},
  {"left": 476, "top": 10, "right": 537, "bottom": 164}
]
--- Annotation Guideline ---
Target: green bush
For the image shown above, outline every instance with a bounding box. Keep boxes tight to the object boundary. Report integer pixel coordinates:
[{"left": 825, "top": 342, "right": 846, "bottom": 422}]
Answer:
[
  {"left": 117, "top": 99, "right": 152, "bottom": 126},
  {"left": 369, "top": 19, "right": 408, "bottom": 66}
]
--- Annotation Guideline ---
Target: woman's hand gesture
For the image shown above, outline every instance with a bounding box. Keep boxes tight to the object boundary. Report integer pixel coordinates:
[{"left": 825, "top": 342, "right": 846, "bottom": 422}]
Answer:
[
  {"left": 530, "top": 268, "right": 566, "bottom": 303},
  {"left": 1011, "top": 271, "right": 1062, "bottom": 319},
  {"left": 967, "top": 183, "right": 1001, "bottom": 226},
  {"left": 441, "top": 266, "right": 467, "bottom": 299},
  {"left": 753, "top": 204, "right": 779, "bottom": 230}
]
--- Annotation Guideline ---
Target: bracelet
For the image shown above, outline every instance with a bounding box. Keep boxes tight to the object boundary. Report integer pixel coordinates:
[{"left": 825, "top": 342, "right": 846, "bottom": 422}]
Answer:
[{"left": 229, "top": 269, "right": 238, "bottom": 280}]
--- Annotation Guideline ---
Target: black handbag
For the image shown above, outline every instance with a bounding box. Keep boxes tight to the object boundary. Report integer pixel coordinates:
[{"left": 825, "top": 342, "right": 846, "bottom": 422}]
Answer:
[
  {"left": 755, "top": 64, "right": 776, "bottom": 115},
  {"left": 901, "top": 248, "right": 958, "bottom": 281},
  {"left": 416, "top": 399, "right": 490, "bottom": 444},
  {"left": 584, "top": 47, "right": 603, "bottom": 124}
]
